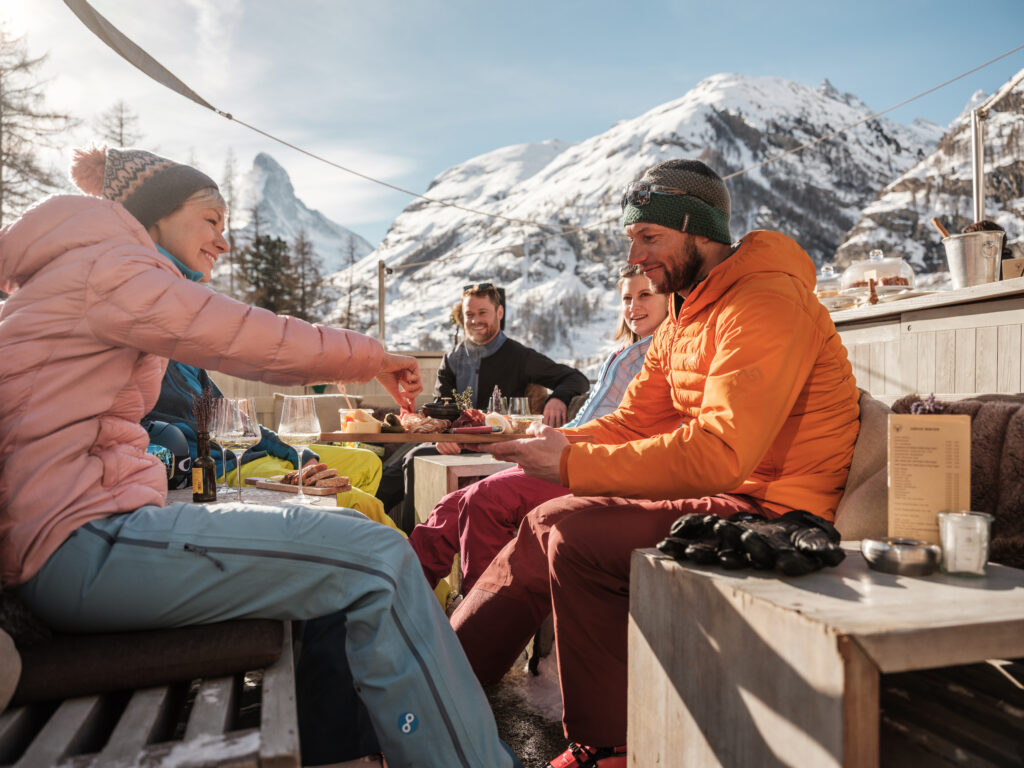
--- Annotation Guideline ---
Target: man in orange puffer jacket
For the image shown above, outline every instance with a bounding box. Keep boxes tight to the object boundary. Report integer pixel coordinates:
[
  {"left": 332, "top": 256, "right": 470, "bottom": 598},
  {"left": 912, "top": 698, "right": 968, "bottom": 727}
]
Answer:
[{"left": 452, "top": 159, "right": 861, "bottom": 768}]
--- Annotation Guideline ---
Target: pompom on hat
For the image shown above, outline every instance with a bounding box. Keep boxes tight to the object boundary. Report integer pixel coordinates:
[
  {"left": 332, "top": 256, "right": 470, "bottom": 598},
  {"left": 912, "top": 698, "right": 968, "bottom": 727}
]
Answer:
[
  {"left": 622, "top": 159, "right": 732, "bottom": 244},
  {"left": 70, "top": 147, "right": 219, "bottom": 229}
]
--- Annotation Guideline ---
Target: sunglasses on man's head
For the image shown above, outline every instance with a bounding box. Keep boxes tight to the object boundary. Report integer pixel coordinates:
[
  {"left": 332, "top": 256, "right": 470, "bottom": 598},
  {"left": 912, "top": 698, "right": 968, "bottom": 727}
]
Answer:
[
  {"left": 620, "top": 181, "right": 698, "bottom": 210},
  {"left": 462, "top": 282, "right": 495, "bottom": 293}
]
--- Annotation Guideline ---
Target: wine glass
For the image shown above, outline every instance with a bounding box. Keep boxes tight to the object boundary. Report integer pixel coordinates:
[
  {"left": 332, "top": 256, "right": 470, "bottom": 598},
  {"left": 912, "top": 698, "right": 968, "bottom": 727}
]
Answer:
[
  {"left": 503, "top": 397, "right": 537, "bottom": 434},
  {"left": 208, "top": 398, "right": 239, "bottom": 495},
  {"left": 211, "top": 397, "right": 261, "bottom": 500},
  {"left": 505, "top": 397, "right": 531, "bottom": 417},
  {"left": 278, "top": 395, "right": 321, "bottom": 505}
]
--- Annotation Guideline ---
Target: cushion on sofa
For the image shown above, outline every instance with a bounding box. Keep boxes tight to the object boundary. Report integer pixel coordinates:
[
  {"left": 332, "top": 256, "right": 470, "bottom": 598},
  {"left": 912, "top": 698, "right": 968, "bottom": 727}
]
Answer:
[{"left": 833, "top": 389, "right": 890, "bottom": 541}]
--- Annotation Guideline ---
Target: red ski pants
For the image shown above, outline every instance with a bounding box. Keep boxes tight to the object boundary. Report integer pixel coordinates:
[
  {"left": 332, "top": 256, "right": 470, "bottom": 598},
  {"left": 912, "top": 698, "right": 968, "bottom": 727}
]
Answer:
[
  {"left": 408, "top": 466, "right": 570, "bottom": 593},
  {"left": 450, "top": 492, "right": 766, "bottom": 745}
]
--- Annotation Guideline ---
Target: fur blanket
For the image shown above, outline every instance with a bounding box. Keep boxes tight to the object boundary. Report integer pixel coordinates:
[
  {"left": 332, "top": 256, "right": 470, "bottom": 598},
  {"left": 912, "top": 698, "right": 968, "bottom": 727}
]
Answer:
[{"left": 893, "top": 394, "right": 1024, "bottom": 569}]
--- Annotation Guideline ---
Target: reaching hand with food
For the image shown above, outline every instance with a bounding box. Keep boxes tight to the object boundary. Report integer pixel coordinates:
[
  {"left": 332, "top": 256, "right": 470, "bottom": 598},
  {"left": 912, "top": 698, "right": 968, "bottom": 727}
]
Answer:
[{"left": 373, "top": 352, "right": 422, "bottom": 411}]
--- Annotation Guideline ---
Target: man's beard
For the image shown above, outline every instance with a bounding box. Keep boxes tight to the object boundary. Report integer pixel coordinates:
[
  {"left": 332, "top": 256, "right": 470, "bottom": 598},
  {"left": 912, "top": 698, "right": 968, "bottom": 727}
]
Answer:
[
  {"left": 654, "top": 237, "right": 703, "bottom": 295},
  {"left": 466, "top": 321, "right": 499, "bottom": 345}
]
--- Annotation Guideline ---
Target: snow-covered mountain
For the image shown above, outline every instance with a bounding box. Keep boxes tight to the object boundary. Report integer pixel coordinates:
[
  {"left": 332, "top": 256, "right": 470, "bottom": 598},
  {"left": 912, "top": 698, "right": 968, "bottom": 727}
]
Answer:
[
  {"left": 836, "top": 69, "right": 1024, "bottom": 278},
  {"left": 324, "top": 73, "right": 940, "bottom": 370},
  {"left": 228, "top": 152, "right": 373, "bottom": 275}
]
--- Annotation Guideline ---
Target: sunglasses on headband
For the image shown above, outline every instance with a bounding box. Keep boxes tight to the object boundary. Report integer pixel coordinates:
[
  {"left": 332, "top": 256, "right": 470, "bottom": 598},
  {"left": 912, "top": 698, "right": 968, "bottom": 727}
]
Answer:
[{"left": 620, "top": 181, "right": 698, "bottom": 210}]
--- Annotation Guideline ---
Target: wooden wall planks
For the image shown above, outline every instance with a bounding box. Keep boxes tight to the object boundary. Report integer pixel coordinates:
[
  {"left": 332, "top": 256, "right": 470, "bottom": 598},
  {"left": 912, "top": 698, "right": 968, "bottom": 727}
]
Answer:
[{"left": 833, "top": 279, "right": 1024, "bottom": 403}]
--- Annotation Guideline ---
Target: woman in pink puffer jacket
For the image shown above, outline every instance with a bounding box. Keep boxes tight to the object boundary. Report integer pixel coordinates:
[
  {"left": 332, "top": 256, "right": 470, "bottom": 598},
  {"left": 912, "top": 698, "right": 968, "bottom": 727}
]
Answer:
[{"left": 0, "top": 147, "right": 520, "bottom": 768}]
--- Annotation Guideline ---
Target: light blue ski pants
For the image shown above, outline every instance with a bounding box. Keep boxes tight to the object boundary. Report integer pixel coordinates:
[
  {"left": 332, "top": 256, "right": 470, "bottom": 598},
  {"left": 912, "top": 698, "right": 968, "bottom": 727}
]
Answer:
[{"left": 16, "top": 500, "right": 518, "bottom": 768}]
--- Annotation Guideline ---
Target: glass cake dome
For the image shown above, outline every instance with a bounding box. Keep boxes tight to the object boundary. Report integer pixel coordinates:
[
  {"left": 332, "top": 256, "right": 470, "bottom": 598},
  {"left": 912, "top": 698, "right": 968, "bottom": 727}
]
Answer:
[
  {"left": 840, "top": 249, "right": 915, "bottom": 297},
  {"left": 816, "top": 264, "right": 856, "bottom": 311}
]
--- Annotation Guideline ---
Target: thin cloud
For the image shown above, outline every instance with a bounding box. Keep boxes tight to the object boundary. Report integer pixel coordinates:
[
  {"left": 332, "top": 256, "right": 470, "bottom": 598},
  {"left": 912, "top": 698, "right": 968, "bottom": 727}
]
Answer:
[{"left": 181, "top": 0, "right": 242, "bottom": 87}]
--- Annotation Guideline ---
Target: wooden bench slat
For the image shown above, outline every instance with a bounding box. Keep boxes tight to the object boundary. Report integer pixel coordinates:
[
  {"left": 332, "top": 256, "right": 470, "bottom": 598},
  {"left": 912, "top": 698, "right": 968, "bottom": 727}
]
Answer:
[
  {"left": 258, "top": 622, "right": 301, "bottom": 768},
  {"left": 1, "top": 620, "right": 301, "bottom": 767},
  {"left": 0, "top": 706, "right": 43, "bottom": 764},
  {"left": 94, "top": 686, "right": 173, "bottom": 767},
  {"left": 183, "top": 677, "right": 236, "bottom": 741},
  {"left": 14, "top": 697, "right": 104, "bottom": 767},
  {"left": 127, "top": 730, "right": 261, "bottom": 768}
]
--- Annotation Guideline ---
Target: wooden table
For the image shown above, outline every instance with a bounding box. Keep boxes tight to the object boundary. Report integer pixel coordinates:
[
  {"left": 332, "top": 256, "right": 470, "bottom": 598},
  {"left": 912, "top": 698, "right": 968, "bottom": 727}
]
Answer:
[
  {"left": 628, "top": 544, "right": 1024, "bottom": 768},
  {"left": 412, "top": 454, "right": 516, "bottom": 525},
  {"left": 168, "top": 486, "right": 339, "bottom": 507}
]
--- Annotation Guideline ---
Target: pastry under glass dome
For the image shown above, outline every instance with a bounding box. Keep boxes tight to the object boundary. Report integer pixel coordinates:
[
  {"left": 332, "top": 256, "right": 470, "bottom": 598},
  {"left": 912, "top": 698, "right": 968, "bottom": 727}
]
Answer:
[{"left": 840, "top": 249, "right": 915, "bottom": 297}]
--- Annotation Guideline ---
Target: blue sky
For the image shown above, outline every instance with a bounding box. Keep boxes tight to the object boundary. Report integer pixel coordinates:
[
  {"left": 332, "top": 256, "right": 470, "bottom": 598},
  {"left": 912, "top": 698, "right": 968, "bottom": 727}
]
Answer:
[{"left": 8, "top": 0, "right": 1024, "bottom": 246}]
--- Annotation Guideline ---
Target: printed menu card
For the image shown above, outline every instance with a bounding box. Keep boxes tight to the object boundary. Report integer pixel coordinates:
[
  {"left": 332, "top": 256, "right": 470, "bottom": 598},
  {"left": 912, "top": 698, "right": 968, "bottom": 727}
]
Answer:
[{"left": 887, "top": 413, "right": 971, "bottom": 543}]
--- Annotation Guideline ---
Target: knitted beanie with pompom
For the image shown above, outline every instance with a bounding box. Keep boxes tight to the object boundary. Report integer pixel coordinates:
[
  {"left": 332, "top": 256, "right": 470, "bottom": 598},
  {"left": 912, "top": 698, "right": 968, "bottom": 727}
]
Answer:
[{"left": 69, "top": 147, "right": 218, "bottom": 229}]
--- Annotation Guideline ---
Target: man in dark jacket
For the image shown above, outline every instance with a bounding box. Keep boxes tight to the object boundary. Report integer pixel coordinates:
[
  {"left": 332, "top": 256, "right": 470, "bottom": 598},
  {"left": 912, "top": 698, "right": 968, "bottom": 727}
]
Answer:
[
  {"left": 377, "top": 282, "right": 589, "bottom": 532},
  {"left": 436, "top": 283, "right": 590, "bottom": 421}
]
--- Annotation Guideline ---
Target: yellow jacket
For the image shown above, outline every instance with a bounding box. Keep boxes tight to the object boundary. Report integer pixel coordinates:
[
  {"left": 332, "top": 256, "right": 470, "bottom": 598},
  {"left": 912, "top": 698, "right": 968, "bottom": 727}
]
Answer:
[{"left": 561, "top": 230, "right": 860, "bottom": 520}]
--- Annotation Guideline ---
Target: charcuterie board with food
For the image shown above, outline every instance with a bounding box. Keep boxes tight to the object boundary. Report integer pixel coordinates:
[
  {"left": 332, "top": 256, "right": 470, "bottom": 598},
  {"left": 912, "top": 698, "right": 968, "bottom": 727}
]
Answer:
[
  {"left": 321, "top": 400, "right": 592, "bottom": 444},
  {"left": 319, "top": 431, "right": 593, "bottom": 444}
]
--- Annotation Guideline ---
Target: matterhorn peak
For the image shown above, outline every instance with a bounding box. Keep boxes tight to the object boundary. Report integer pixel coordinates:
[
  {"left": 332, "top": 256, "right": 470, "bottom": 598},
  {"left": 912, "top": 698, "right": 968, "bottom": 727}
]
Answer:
[{"left": 231, "top": 153, "right": 372, "bottom": 275}]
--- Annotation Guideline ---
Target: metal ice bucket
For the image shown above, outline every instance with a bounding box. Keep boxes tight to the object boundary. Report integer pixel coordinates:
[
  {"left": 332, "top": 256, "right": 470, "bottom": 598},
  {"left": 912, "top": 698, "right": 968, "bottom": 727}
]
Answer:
[{"left": 942, "top": 230, "right": 1004, "bottom": 289}]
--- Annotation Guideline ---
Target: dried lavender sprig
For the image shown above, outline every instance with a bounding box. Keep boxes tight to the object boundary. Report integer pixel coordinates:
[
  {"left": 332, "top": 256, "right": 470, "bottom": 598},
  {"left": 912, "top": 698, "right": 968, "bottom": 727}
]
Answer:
[
  {"left": 191, "top": 384, "right": 216, "bottom": 432},
  {"left": 909, "top": 393, "right": 941, "bottom": 415}
]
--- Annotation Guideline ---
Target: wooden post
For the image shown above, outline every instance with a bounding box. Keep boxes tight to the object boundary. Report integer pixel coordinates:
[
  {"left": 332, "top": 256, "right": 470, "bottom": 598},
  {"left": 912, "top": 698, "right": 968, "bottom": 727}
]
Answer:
[
  {"left": 377, "top": 260, "right": 386, "bottom": 342},
  {"left": 971, "top": 108, "right": 986, "bottom": 223}
]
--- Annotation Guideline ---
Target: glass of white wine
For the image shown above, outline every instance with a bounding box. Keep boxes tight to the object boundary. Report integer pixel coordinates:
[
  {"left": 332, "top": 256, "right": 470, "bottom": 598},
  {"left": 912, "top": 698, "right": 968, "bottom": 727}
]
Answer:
[
  {"left": 211, "top": 397, "right": 262, "bottom": 500},
  {"left": 208, "top": 398, "right": 238, "bottom": 495},
  {"left": 278, "top": 395, "right": 321, "bottom": 505}
]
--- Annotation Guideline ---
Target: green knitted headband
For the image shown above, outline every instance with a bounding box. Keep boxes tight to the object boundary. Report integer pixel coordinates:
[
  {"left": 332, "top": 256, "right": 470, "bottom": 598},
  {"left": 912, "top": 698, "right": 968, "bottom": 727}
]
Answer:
[
  {"left": 621, "top": 159, "right": 733, "bottom": 244},
  {"left": 622, "top": 193, "right": 732, "bottom": 244}
]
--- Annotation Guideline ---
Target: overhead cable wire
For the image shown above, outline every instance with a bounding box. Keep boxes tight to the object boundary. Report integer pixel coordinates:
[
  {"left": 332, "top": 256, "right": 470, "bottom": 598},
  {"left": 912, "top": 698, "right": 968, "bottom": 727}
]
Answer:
[{"left": 63, "top": 0, "right": 594, "bottom": 237}]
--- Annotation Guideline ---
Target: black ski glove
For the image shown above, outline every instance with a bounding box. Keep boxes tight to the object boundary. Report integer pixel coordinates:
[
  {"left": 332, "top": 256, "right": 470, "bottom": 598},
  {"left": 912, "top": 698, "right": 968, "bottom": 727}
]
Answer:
[
  {"left": 657, "top": 512, "right": 767, "bottom": 570},
  {"left": 657, "top": 509, "right": 844, "bottom": 576},
  {"left": 738, "top": 510, "right": 845, "bottom": 575}
]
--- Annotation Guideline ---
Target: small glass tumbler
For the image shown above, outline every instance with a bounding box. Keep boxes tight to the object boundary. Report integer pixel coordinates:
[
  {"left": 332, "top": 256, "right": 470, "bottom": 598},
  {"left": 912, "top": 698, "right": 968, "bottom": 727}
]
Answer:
[{"left": 937, "top": 511, "right": 994, "bottom": 576}]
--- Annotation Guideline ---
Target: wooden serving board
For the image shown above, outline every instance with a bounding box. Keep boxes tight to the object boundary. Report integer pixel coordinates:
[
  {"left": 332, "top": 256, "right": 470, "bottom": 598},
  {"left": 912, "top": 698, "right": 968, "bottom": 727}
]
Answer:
[
  {"left": 244, "top": 477, "right": 345, "bottom": 495},
  {"left": 318, "top": 431, "right": 593, "bottom": 444}
]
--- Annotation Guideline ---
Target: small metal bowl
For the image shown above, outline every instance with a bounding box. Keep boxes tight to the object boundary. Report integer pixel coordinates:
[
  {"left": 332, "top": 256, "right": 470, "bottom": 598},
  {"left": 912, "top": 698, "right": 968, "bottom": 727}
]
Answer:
[
  {"left": 421, "top": 401, "right": 462, "bottom": 420},
  {"left": 861, "top": 537, "right": 942, "bottom": 576}
]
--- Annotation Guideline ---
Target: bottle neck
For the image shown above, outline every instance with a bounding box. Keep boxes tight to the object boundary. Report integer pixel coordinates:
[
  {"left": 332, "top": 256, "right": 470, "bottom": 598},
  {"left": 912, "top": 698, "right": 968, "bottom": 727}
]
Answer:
[{"left": 197, "top": 431, "right": 211, "bottom": 455}]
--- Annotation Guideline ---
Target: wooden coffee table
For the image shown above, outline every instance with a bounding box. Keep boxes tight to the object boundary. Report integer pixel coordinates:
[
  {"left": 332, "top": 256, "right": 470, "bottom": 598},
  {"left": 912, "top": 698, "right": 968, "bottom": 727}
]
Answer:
[{"left": 628, "top": 543, "right": 1024, "bottom": 767}]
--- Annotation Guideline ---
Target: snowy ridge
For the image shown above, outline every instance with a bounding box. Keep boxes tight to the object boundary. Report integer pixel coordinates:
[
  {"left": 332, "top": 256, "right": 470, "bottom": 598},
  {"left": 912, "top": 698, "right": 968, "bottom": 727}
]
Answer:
[
  {"left": 324, "top": 73, "right": 940, "bottom": 367},
  {"left": 836, "top": 67, "right": 1024, "bottom": 277}
]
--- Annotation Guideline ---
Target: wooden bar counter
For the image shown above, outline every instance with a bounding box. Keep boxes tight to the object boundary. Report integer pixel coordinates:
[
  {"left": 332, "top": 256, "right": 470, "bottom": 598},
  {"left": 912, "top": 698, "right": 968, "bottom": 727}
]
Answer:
[{"left": 831, "top": 277, "right": 1024, "bottom": 403}]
